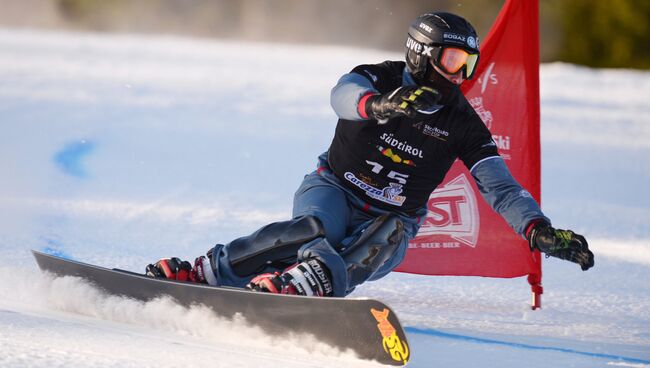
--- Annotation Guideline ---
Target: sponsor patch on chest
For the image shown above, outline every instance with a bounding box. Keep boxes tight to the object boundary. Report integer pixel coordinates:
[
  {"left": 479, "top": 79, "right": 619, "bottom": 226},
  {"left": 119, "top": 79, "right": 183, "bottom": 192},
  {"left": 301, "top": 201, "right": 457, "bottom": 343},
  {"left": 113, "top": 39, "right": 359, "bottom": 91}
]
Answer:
[
  {"left": 413, "top": 121, "right": 450, "bottom": 141},
  {"left": 344, "top": 172, "right": 406, "bottom": 207},
  {"left": 422, "top": 124, "right": 450, "bottom": 141},
  {"left": 379, "top": 133, "right": 424, "bottom": 159}
]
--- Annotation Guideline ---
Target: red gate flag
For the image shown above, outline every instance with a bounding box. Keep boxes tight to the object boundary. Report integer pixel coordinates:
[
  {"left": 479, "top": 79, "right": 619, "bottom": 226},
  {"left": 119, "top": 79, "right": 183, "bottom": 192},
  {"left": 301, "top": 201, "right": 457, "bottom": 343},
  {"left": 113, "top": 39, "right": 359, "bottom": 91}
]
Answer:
[{"left": 396, "top": 0, "right": 543, "bottom": 307}]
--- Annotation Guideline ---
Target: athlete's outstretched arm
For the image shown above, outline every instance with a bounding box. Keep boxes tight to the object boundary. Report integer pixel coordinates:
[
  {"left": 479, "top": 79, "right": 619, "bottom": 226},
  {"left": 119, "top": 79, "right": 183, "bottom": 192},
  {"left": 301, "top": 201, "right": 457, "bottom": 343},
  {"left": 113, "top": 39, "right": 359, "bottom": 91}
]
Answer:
[
  {"left": 470, "top": 156, "right": 549, "bottom": 237},
  {"left": 330, "top": 72, "right": 377, "bottom": 120}
]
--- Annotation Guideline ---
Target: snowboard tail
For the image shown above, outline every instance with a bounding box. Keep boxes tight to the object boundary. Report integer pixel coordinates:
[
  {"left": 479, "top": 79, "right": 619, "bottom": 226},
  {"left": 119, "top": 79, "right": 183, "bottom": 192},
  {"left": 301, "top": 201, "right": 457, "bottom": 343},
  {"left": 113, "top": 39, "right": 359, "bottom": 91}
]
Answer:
[{"left": 32, "top": 250, "right": 410, "bottom": 366}]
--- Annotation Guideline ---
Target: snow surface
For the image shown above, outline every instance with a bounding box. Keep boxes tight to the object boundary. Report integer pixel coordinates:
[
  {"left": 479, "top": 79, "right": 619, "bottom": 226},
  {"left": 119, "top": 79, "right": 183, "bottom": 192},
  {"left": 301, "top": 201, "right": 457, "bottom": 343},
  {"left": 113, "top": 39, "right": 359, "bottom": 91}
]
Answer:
[{"left": 0, "top": 29, "right": 649, "bottom": 367}]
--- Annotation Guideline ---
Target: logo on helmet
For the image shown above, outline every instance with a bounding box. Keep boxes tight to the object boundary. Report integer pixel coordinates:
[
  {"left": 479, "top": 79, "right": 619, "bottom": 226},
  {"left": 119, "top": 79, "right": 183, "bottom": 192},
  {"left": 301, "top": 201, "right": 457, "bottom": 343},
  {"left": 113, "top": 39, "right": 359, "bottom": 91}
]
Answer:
[
  {"left": 418, "top": 22, "right": 433, "bottom": 33},
  {"left": 443, "top": 32, "right": 466, "bottom": 43},
  {"left": 467, "top": 36, "right": 477, "bottom": 49}
]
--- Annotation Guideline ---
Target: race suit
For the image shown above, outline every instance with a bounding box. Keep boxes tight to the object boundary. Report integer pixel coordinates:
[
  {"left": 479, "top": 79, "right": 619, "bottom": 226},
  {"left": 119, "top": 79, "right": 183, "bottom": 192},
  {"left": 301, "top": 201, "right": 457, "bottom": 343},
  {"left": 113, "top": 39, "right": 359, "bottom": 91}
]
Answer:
[{"left": 208, "top": 61, "right": 548, "bottom": 296}]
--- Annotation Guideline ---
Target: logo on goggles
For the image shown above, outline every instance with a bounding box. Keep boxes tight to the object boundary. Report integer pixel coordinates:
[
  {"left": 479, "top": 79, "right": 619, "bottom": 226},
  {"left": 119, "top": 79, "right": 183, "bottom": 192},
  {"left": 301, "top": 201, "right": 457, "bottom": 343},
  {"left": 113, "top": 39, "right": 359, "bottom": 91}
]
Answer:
[{"left": 406, "top": 36, "right": 434, "bottom": 56}]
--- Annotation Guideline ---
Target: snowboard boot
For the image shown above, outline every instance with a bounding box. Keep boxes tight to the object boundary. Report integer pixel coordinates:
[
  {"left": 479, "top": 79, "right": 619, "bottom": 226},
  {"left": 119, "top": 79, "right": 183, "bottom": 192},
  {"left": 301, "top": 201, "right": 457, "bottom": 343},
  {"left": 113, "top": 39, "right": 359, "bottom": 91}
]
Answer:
[
  {"left": 146, "top": 256, "right": 218, "bottom": 285},
  {"left": 246, "top": 258, "right": 334, "bottom": 297}
]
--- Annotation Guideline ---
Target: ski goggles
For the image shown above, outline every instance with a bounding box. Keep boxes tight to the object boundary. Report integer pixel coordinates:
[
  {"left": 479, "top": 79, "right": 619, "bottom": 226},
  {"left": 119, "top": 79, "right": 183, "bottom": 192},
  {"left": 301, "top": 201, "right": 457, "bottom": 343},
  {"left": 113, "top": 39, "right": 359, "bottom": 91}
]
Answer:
[{"left": 433, "top": 47, "right": 480, "bottom": 79}]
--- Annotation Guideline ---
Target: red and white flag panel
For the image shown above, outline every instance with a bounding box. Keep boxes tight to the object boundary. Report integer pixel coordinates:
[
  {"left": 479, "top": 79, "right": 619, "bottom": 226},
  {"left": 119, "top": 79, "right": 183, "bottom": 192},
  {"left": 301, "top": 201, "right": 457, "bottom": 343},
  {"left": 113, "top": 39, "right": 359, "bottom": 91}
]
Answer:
[{"left": 397, "top": 0, "right": 543, "bottom": 289}]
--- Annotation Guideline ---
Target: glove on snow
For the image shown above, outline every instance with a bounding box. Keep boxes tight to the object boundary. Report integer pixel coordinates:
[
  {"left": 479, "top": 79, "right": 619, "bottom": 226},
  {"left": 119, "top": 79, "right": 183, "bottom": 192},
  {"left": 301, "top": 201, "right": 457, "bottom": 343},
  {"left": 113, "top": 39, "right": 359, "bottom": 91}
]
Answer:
[
  {"left": 527, "top": 221, "right": 595, "bottom": 271},
  {"left": 364, "top": 86, "right": 441, "bottom": 123}
]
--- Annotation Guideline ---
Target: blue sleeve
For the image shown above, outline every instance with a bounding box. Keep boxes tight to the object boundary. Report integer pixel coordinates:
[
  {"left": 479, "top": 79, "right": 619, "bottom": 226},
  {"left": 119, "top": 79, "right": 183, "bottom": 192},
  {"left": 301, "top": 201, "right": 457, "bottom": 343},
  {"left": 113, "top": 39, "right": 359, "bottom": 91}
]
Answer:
[
  {"left": 470, "top": 156, "right": 550, "bottom": 237},
  {"left": 330, "top": 72, "right": 377, "bottom": 120}
]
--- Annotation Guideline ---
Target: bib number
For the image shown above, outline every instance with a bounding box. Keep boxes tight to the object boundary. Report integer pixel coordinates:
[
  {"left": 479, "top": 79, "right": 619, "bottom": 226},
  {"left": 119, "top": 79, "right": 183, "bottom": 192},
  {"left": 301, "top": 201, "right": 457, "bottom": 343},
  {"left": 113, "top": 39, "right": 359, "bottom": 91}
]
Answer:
[{"left": 366, "top": 160, "right": 409, "bottom": 185}]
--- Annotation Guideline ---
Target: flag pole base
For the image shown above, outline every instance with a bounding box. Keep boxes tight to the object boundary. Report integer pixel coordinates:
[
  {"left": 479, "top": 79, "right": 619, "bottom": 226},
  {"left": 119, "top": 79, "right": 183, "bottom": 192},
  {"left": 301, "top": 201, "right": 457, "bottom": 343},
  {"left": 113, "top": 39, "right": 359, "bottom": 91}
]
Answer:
[{"left": 531, "top": 284, "right": 543, "bottom": 310}]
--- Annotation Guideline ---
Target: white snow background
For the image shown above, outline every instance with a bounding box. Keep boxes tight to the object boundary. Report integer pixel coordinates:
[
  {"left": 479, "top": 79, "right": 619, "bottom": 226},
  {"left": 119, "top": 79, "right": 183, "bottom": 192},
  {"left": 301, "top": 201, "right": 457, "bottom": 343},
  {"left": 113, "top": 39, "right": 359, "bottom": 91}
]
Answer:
[{"left": 0, "top": 29, "right": 649, "bottom": 367}]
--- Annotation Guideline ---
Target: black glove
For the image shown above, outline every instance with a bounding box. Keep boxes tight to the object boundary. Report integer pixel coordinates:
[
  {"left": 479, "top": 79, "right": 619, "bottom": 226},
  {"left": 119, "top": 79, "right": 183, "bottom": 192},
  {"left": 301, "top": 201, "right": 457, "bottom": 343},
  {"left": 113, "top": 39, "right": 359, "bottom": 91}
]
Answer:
[
  {"left": 527, "top": 221, "right": 594, "bottom": 271},
  {"left": 366, "top": 86, "right": 441, "bottom": 123}
]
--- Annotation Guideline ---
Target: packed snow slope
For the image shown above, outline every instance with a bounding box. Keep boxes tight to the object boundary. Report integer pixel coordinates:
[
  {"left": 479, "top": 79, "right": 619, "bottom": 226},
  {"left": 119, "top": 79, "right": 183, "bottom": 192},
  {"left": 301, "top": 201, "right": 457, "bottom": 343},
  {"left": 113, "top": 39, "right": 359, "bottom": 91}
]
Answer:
[{"left": 0, "top": 29, "right": 649, "bottom": 367}]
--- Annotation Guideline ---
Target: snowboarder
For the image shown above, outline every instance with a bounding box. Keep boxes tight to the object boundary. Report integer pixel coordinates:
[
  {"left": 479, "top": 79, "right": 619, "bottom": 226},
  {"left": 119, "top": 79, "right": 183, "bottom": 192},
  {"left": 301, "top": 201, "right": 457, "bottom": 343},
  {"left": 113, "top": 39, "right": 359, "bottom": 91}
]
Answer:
[{"left": 146, "top": 12, "right": 594, "bottom": 297}]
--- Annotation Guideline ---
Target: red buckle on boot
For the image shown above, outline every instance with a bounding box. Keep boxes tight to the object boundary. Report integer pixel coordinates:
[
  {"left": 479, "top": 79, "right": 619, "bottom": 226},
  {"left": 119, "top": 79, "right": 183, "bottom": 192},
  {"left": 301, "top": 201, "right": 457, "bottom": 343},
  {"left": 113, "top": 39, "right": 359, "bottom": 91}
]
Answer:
[
  {"left": 247, "top": 272, "right": 299, "bottom": 295},
  {"left": 157, "top": 258, "right": 192, "bottom": 281}
]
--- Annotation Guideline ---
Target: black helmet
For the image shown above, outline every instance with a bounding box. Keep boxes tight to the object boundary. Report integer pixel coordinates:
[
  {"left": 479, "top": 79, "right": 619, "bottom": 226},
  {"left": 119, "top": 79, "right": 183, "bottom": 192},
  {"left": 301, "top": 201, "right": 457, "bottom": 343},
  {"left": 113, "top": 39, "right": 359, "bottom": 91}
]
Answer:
[{"left": 405, "top": 12, "right": 480, "bottom": 83}]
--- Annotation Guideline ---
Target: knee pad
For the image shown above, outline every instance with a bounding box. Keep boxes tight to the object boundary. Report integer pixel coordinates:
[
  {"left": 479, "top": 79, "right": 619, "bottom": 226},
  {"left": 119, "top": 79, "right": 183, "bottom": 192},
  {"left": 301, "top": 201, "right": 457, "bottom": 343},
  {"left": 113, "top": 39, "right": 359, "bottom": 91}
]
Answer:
[
  {"left": 341, "top": 214, "right": 404, "bottom": 285},
  {"left": 228, "top": 215, "right": 326, "bottom": 277}
]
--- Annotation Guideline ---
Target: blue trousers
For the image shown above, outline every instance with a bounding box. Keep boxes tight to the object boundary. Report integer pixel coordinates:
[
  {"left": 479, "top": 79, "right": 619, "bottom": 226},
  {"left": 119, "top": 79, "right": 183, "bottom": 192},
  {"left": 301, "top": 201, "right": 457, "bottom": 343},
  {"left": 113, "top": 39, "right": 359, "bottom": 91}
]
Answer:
[{"left": 210, "top": 153, "right": 425, "bottom": 296}]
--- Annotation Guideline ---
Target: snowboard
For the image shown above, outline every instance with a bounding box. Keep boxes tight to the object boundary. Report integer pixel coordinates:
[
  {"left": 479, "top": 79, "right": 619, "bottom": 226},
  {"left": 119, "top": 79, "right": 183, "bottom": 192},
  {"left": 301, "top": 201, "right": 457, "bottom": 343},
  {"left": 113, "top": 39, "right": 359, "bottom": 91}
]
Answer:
[{"left": 32, "top": 250, "right": 410, "bottom": 366}]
